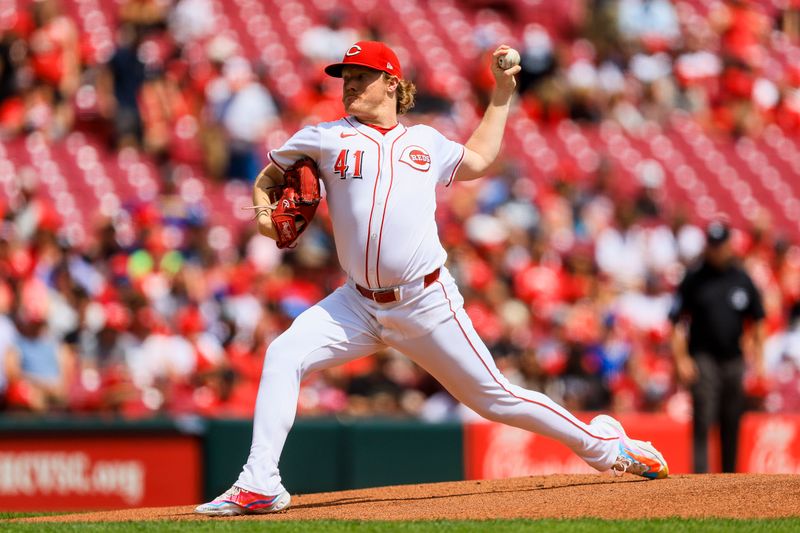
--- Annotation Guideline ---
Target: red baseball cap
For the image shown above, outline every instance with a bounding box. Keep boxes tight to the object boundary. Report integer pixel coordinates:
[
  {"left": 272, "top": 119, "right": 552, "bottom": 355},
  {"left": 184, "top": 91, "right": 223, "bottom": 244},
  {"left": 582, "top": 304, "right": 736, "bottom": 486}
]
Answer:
[{"left": 325, "top": 41, "right": 403, "bottom": 79}]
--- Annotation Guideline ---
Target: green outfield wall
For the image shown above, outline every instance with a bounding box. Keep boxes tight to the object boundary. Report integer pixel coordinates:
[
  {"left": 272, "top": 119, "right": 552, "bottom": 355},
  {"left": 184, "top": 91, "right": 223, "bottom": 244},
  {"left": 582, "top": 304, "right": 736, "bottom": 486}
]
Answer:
[{"left": 203, "top": 418, "right": 464, "bottom": 498}]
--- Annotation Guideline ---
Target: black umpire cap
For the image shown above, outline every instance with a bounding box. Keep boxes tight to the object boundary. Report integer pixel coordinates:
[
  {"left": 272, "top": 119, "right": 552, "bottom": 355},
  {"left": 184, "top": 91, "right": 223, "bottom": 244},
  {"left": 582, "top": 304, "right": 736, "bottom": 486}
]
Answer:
[{"left": 705, "top": 220, "right": 731, "bottom": 246}]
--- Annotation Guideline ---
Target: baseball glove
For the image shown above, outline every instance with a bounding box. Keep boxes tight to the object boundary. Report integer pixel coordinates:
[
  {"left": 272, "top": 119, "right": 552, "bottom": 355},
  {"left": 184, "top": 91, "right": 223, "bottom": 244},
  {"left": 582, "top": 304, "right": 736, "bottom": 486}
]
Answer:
[{"left": 270, "top": 157, "right": 321, "bottom": 249}]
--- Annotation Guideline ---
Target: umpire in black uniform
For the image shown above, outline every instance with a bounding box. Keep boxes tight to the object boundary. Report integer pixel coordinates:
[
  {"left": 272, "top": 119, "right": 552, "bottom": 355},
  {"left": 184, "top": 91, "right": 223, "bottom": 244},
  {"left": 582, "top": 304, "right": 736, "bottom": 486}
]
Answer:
[{"left": 668, "top": 221, "right": 766, "bottom": 473}]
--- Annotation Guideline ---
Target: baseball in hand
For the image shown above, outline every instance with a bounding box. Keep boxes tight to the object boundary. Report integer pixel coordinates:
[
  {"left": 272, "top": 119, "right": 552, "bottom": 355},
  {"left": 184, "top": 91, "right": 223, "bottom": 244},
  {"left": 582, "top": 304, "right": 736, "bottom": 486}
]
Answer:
[{"left": 497, "top": 48, "right": 521, "bottom": 70}]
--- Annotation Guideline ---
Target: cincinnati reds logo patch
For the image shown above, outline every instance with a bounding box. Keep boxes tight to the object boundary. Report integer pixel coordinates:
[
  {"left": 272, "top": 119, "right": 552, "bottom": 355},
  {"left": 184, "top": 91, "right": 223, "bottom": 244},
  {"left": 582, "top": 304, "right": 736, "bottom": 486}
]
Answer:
[
  {"left": 398, "top": 145, "right": 431, "bottom": 172},
  {"left": 345, "top": 45, "right": 361, "bottom": 56}
]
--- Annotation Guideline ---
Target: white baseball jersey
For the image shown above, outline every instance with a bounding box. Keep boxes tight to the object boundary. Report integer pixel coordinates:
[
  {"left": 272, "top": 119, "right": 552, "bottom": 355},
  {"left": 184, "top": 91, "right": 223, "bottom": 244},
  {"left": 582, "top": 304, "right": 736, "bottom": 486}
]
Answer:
[{"left": 268, "top": 116, "right": 465, "bottom": 288}]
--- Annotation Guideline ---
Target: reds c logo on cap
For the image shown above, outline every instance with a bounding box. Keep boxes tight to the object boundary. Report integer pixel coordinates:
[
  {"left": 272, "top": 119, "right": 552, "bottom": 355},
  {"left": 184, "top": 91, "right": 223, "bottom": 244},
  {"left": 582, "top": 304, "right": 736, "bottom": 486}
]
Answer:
[
  {"left": 324, "top": 41, "right": 403, "bottom": 79},
  {"left": 399, "top": 146, "right": 432, "bottom": 172}
]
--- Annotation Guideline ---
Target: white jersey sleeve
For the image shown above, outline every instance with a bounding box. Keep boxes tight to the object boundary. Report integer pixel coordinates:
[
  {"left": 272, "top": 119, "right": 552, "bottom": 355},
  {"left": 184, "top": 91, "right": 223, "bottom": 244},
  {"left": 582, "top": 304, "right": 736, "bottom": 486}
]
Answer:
[
  {"left": 433, "top": 130, "right": 465, "bottom": 187},
  {"left": 268, "top": 125, "right": 322, "bottom": 171}
]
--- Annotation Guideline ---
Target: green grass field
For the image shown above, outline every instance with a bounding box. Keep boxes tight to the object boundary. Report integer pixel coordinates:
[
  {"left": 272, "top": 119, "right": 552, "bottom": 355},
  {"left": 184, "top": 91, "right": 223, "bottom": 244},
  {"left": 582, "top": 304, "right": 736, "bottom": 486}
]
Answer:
[{"left": 2, "top": 518, "right": 800, "bottom": 532}]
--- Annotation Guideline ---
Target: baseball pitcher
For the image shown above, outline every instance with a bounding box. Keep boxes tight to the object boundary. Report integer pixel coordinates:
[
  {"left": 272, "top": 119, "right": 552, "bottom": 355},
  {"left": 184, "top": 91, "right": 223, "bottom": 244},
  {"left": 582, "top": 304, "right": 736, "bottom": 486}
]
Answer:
[{"left": 196, "top": 42, "right": 669, "bottom": 516}]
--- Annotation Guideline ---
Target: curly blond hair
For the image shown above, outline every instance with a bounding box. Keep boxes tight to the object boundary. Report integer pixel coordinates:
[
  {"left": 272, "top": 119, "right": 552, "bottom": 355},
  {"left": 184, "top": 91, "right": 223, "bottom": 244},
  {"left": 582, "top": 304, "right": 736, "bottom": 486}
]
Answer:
[{"left": 384, "top": 73, "right": 416, "bottom": 115}]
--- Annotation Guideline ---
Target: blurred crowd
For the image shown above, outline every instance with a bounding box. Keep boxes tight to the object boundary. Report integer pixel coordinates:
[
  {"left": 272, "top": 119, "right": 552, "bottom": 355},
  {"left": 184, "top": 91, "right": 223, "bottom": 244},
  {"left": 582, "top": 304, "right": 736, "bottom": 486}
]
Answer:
[
  {"left": 2, "top": 1, "right": 799, "bottom": 154},
  {"left": 506, "top": 0, "right": 800, "bottom": 138},
  {"left": 0, "top": 0, "right": 799, "bottom": 419}
]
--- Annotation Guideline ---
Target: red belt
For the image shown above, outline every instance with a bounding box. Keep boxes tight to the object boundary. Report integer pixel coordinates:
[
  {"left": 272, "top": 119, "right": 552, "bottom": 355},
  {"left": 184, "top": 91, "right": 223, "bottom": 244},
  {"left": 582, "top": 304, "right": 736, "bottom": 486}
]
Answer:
[{"left": 356, "top": 268, "right": 440, "bottom": 304}]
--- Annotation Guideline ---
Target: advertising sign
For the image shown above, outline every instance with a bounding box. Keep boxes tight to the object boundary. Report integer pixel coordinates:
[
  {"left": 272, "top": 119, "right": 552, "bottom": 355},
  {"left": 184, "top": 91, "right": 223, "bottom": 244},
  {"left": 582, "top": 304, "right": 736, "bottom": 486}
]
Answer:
[
  {"left": 0, "top": 436, "right": 201, "bottom": 511},
  {"left": 465, "top": 413, "right": 800, "bottom": 478}
]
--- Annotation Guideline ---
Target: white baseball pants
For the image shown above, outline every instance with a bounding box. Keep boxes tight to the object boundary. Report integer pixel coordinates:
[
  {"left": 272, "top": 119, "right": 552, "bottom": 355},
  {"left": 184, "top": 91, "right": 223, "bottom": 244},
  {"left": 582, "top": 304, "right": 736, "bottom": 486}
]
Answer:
[{"left": 236, "top": 267, "right": 620, "bottom": 495}]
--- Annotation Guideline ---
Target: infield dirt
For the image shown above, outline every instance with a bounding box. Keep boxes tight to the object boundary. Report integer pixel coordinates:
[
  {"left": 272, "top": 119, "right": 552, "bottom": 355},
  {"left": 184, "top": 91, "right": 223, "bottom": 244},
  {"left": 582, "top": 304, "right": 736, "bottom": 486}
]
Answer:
[{"left": 15, "top": 474, "right": 800, "bottom": 522}]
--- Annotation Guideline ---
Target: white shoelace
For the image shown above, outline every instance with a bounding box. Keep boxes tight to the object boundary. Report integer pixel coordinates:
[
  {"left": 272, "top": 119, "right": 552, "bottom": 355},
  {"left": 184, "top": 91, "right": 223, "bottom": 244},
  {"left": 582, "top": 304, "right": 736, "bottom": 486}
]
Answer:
[
  {"left": 611, "top": 457, "right": 632, "bottom": 477},
  {"left": 612, "top": 450, "right": 652, "bottom": 477},
  {"left": 218, "top": 486, "right": 241, "bottom": 500}
]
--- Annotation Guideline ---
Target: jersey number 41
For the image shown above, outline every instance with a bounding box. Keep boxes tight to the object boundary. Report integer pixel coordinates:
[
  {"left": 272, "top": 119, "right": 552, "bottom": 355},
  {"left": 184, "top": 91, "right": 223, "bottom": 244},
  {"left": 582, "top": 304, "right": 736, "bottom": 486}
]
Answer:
[{"left": 334, "top": 150, "right": 364, "bottom": 179}]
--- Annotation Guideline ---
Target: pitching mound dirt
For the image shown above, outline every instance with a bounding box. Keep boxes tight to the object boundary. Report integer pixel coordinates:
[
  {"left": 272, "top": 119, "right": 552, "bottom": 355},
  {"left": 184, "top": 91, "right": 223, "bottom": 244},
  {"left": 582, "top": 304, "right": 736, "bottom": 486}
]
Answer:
[{"left": 15, "top": 474, "right": 800, "bottom": 522}]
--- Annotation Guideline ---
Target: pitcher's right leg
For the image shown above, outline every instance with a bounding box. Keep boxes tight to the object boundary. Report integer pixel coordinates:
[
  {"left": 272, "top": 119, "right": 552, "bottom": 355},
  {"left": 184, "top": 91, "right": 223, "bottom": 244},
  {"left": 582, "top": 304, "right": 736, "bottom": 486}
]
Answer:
[{"left": 196, "top": 285, "right": 383, "bottom": 515}]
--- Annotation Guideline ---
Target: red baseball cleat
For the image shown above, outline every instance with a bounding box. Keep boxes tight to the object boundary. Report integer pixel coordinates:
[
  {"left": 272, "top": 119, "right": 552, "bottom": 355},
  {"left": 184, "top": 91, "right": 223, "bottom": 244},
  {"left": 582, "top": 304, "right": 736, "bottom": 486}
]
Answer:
[{"left": 194, "top": 485, "right": 291, "bottom": 516}]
